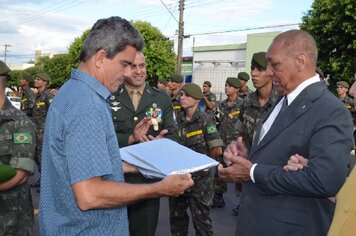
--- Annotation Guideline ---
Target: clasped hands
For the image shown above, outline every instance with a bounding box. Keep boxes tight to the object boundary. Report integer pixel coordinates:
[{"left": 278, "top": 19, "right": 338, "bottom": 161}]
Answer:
[{"left": 218, "top": 137, "right": 253, "bottom": 182}]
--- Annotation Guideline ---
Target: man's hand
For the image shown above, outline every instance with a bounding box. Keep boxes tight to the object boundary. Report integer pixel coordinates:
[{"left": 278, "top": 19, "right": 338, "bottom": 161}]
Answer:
[
  {"left": 283, "top": 154, "right": 308, "bottom": 172},
  {"left": 218, "top": 155, "right": 253, "bottom": 182},
  {"left": 224, "top": 137, "right": 248, "bottom": 166},
  {"left": 129, "top": 117, "right": 152, "bottom": 144},
  {"left": 142, "top": 129, "right": 168, "bottom": 142},
  {"left": 155, "top": 174, "right": 194, "bottom": 197}
]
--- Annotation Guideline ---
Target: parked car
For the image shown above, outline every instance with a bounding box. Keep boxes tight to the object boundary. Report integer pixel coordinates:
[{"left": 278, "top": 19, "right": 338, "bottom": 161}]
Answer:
[{"left": 7, "top": 96, "right": 21, "bottom": 110}]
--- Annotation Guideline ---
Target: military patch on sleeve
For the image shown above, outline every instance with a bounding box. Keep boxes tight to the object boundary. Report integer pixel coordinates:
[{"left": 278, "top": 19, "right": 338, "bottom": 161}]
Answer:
[
  {"left": 207, "top": 125, "right": 218, "bottom": 134},
  {"left": 13, "top": 133, "right": 31, "bottom": 144}
]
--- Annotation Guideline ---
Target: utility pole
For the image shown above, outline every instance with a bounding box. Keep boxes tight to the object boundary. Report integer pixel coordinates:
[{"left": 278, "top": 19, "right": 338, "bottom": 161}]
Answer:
[
  {"left": 4, "top": 44, "right": 11, "bottom": 64},
  {"left": 176, "top": 0, "right": 184, "bottom": 74}
]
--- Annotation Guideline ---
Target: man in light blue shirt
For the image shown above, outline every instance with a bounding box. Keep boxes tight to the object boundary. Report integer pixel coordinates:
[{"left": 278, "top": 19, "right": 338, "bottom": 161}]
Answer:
[{"left": 39, "top": 16, "right": 193, "bottom": 236}]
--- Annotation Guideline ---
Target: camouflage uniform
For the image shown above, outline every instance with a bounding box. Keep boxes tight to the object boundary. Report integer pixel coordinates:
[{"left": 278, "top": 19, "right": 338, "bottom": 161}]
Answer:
[
  {"left": 0, "top": 98, "right": 36, "bottom": 236},
  {"left": 20, "top": 87, "right": 35, "bottom": 118},
  {"left": 340, "top": 95, "right": 355, "bottom": 113},
  {"left": 32, "top": 89, "right": 53, "bottom": 172},
  {"left": 236, "top": 87, "right": 280, "bottom": 150},
  {"left": 238, "top": 87, "right": 253, "bottom": 100},
  {"left": 203, "top": 92, "right": 217, "bottom": 115},
  {"left": 172, "top": 92, "right": 183, "bottom": 124},
  {"left": 169, "top": 108, "right": 223, "bottom": 236},
  {"left": 213, "top": 97, "right": 243, "bottom": 195}
]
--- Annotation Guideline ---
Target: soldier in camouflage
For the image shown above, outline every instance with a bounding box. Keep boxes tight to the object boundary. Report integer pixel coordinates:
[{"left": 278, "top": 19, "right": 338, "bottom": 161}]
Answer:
[
  {"left": 202, "top": 81, "right": 217, "bottom": 115},
  {"left": 212, "top": 77, "right": 243, "bottom": 207},
  {"left": 31, "top": 73, "right": 53, "bottom": 190},
  {"left": 19, "top": 73, "right": 35, "bottom": 118},
  {"left": 167, "top": 73, "right": 184, "bottom": 123},
  {"left": 238, "top": 72, "right": 253, "bottom": 100},
  {"left": 0, "top": 60, "right": 36, "bottom": 236},
  {"left": 336, "top": 81, "right": 355, "bottom": 114},
  {"left": 233, "top": 52, "right": 280, "bottom": 215},
  {"left": 169, "top": 83, "right": 223, "bottom": 236}
]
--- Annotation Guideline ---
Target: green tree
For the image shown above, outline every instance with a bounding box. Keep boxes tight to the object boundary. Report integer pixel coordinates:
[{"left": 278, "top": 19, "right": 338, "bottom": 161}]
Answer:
[
  {"left": 301, "top": 0, "right": 356, "bottom": 91},
  {"left": 132, "top": 21, "right": 176, "bottom": 85}
]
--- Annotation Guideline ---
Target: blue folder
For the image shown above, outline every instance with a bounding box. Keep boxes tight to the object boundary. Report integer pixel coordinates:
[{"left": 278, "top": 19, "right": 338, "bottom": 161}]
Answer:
[{"left": 120, "top": 138, "right": 218, "bottom": 178}]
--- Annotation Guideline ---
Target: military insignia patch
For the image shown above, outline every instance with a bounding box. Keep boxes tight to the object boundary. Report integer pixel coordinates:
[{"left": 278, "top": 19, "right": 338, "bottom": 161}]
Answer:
[
  {"left": 207, "top": 125, "right": 217, "bottom": 134},
  {"left": 13, "top": 133, "right": 31, "bottom": 144}
]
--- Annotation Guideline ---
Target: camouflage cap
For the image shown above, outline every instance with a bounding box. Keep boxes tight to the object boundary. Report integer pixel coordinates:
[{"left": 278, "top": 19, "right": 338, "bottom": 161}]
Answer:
[
  {"left": 158, "top": 78, "right": 168, "bottom": 85},
  {"left": 181, "top": 83, "right": 203, "bottom": 100},
  {"left": 22, "top": 73, "right": 34, "bottom": 83},
  {"left": 226, "top": 77, "right": 241, "bottom": 88},
  {"left": 0, "top": 60, "right": 11, "bottom": 76},
  {"left": 251, "top": 52, "right": 267, "bottom": 70},
  {"left": 237, "top": 72, "right": 250, "bottom": 81},
  {"left": 169, "top": 73, "right": 183, "bottom": 83},
  {"left": 337, "top": 81, "right": 349, "bottom": 88},
  {"left": 36, "top": 73, "right": 51, "bottom": 82},
  {"left": 203, "top": 81, "right": 212, "bottom": 87}
]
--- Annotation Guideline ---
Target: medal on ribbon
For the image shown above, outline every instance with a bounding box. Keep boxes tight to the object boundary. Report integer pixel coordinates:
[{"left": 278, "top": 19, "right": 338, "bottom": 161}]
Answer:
[{"left": 146, "top": 103, "right": 163, "bottom": 131}]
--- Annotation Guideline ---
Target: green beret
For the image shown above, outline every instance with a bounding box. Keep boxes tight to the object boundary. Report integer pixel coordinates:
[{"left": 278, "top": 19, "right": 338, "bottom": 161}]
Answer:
[
  {"left": 0, "top": 164, "right": 16, "bottom": 183},
  {"left": 226, "top": 77, "right": 241, "bottom": 88},
  {"left": 237, "top": 72, "right": 250, "bottom": 81},
  {"left": 337, "top": 81, "right": 349, "bottom": 88},
  {"left": 36, "top": 73, "right": 50, "bottom": 82},
  {"left": 251, "top": 52, "right": 267, "bottom": 70},
  {"left": 0, "top": 60, "right": 11, "bottom": 76},
  {"left": 203, "top": 81, "right": 212, "bottom": 87},
  {"left": 22, "top": 73, "right": 34, "bottom": 83},
  {"left": 169, "top": 74, "right": 183, "bottom": 83},
  {"left": 316, "top": 67, "right": 324, "bottom": 79},
  {"left": 181, "top": 83, "right": 203, "bottom": 100},
  {"left": 158, "top": 78, "right": 167, "bottom": 85}
]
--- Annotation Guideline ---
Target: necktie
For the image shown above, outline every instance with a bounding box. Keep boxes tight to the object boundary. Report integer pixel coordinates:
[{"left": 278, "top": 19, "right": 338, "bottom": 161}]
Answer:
[
  {"left": 131, "top": 90, "right": 140, "bottom": 111},
  {"left": 279, "top": 96, "right": 288, "bottom": 114}
]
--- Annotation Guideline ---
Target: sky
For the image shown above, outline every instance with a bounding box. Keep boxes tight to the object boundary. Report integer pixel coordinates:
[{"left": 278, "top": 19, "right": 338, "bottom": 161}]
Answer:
[{"left": 0, "top": 0, "right": 314, "bottom": 64}]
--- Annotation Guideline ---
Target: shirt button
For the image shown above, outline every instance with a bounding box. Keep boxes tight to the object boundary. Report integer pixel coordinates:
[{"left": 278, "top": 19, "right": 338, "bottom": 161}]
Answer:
[{"left": 134, "top": 117, "right": 138, "bottom": 121}]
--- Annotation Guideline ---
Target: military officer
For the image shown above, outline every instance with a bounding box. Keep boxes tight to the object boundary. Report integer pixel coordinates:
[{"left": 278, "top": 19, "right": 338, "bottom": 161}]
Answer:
[
  {"left": 237, "top": 72, "right": 253, "bottom": 99},
  {"left": 110, "top": 51, "right": 178, "bottom": 236},
  {"left": 31, "top": 73, "right": 53, "bottom": 190},
  {"left": 0, "top": 60, "right": 36, "bottom": 235},
  {"left": 212, "top": 77, "right": 243, "bottom": 207},
  {"left": 19, "top": 73, "right": 35, "bottom": 118},
  {"left": 169, "top": 83, "right": 223, "bottom": 236},
  {"left": 167, "top": 73, "right": 184, "bottom": 123}
]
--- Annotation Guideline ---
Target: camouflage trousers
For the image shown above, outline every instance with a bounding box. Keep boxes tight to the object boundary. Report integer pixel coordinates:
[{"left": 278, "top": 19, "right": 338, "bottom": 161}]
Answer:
[
  {"left": 34, "top": 130, "right": 44, "bottom": 172},
  {"left": 169, "top": 173, "right": 214, "bottom": 236},
  {"left": 0, "top": 184, "right": 34, "bottom": 236},
  {"left": 213, "top": 156, "right": 227, "bottom": 193}
]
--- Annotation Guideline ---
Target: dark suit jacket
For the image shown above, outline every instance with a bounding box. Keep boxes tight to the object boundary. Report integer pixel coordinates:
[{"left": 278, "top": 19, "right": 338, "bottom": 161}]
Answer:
[{"left": 236, "top": 82, "right": 354, "bottom": 236}]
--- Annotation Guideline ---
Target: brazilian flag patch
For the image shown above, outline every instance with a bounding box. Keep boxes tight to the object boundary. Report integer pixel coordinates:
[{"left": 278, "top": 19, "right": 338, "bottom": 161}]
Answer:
[
  {"left": 207, "top": 125, "right": 217, "bottom": 134},
  {"left": 13, "top": 133, "right": 31, "bottom": 144}
]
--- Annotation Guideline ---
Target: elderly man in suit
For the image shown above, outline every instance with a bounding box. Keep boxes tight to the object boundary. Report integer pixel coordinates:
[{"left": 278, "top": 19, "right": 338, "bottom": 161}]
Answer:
[{"left": 218, "top": 29, "right": 354, "bottom": 236}]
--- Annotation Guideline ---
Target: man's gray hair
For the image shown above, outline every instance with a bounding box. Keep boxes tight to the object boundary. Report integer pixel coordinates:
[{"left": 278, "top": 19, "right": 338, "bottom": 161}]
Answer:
[{"left": 80, "top": 16, "right": 145, "bottom": 62}]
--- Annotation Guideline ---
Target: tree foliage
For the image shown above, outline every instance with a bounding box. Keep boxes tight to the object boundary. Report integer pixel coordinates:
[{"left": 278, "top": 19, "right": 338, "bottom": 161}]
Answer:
[
  {"left": 132, "top": 21, "right": 176, "bottom": 85},
  {"left": 300, "top": 0, "right": 356, "bottom": 90}
]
